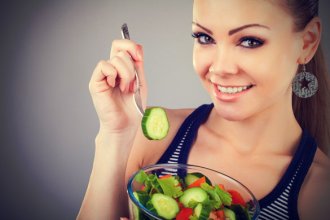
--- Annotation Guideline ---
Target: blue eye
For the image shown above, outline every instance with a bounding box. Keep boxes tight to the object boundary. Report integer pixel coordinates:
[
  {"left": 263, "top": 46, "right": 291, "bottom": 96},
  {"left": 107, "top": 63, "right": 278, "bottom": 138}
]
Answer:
[
  {"left": 191, "top": 32, "right": 215, "bottom": 45},
  {"left": 239, "top": 37, "right": 264, "bottom": 48}
]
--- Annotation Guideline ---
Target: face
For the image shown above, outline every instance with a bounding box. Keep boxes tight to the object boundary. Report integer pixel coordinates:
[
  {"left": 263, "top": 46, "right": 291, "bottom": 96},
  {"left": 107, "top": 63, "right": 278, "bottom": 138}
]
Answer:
[{"left": 192, "top": 0, "right": 304, "bottom": 121}]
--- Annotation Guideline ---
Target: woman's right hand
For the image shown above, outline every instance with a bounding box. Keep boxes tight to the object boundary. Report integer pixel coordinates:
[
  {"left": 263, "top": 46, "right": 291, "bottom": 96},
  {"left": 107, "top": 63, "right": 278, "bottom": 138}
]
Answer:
[
  {"left": 78, "top": 40, "right": 146, "bottom": 220},
  {"left": 89, "top": 39, "right": 147, "bottom": 134}
]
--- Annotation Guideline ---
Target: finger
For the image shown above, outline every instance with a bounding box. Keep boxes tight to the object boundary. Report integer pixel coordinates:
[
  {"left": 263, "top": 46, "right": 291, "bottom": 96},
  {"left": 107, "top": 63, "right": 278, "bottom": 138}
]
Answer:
[
  {"left": 116, "top": 50, "right": 137, "bottom": 92},
  {"left": 135, "top": 60, "right": 148, "bottom": 109},
  {"left": 116, "top": 50, "right": 136, "bottom": 75},
  {"left": 91, "top": 60, "right": 117, "bottom": 84},
  {"left": 115, "top": 45, "right": 144, "bottom": 93},
  {"left": 109, "top": 54, "right": 135, "bottom": 93},
  {"left": 89, "top": 60, "right": 117, "bottom": 93},
  {"left": 110, "top": 39, "right": 143, "bottom": 62}
]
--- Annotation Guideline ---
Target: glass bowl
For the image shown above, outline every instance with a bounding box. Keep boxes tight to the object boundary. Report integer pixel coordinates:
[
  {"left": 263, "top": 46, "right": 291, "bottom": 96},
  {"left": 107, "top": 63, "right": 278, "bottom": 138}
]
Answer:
[{"left": 127, "top": 163, "right": 260, "bottom": 220}]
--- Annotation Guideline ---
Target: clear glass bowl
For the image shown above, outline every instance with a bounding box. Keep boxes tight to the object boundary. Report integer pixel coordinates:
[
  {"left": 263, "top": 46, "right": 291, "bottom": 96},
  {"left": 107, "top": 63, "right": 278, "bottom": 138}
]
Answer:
[{"left": 127, "top": 163, "right": 260, "bottom": 220}]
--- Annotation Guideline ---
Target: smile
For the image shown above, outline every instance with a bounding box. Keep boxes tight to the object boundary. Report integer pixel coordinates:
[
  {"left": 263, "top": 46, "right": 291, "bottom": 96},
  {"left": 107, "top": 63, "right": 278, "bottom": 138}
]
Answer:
[{"left": 217, "top": 85, "right": 254, "bottom": 94}]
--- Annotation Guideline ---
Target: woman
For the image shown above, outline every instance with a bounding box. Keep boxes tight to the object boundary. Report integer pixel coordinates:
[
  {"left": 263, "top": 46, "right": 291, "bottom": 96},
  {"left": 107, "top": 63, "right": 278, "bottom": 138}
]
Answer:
[{"left": 77, "top": 0, "right": 330, "bottom": 219}]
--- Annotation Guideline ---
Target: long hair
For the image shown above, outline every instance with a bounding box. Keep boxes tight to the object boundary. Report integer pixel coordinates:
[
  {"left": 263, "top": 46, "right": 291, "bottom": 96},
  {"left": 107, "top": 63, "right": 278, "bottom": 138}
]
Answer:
[{"left": 284, "top": 0, "right": 330, "bottom": 154}]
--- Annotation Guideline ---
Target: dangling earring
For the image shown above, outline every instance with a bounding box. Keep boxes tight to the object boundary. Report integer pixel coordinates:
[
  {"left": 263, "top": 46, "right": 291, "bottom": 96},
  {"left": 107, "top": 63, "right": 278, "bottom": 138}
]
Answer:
[{"left": 292, "top": 64, "right": 318, "bottom": 98}]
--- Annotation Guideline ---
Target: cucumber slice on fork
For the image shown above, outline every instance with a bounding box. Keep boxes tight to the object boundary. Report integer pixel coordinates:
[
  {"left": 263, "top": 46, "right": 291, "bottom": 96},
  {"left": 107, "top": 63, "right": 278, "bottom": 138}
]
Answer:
[{"left": 141, "top": 107, "right": 169, "bottom": 140}]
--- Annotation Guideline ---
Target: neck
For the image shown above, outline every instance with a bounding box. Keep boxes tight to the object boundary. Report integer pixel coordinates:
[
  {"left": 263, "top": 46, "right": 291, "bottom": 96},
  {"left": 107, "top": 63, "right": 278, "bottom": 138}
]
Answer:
[{"left": 205, "top": 99, "right": 302, "bottom": 155}]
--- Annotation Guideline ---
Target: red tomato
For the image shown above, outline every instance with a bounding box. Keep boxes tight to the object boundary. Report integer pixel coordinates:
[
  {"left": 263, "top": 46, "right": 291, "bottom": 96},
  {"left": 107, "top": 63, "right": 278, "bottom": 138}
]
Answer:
[
  {"left": 215, "top": 210, "right": 225, "bottom": 220},
  {"left": 209, "top": 210, "right": 225, "bottom": 220},
  {"left": 228, "top": 189, "right": 246, "bottom": 206},
  {"left": 176, "top": 208, "right": 193, "bottom": 220}
]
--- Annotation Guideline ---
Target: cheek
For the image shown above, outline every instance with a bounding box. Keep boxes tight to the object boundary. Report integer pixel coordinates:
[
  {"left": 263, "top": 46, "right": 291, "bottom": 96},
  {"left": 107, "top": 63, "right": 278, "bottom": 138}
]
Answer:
[
  {"left": 242, "top": 45, "right": 298, "bottom": 85},
  {"left": 193, "top": 46, "right": 212, "bottom": 78},
  {"left": 263, "top": 38, "right": 301, "bottom": 82},
  {"left": 266, "top": 51, "right": 298, "bottom": 84}
]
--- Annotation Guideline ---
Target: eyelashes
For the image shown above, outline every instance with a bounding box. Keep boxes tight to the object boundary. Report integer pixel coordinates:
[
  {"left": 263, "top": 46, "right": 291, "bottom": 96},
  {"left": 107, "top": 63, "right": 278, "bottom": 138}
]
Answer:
[
  {"left": 239, "top": 36, "right": 264, "bottom": 48},
  {"left": 191, "top": 32, "right": 265, "bottom": 48},
  {"left": 191, "top": 32, "right": 215, "bottom": 45}
]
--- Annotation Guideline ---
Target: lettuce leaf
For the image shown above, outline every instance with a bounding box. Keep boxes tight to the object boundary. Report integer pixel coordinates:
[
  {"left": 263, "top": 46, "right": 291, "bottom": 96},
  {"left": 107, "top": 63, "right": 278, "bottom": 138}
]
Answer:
[
  {"left": 134, "top": 170, "right": 148, "bottom": 183},
  {"left": 157, "top": 176, "right": 183, "bottom": 198},
  {"left": 134, "top": 171, "right": 162, "bottom": 195},
  {"left": 201, "top": 183, "right": 232, "bottom": 208}
]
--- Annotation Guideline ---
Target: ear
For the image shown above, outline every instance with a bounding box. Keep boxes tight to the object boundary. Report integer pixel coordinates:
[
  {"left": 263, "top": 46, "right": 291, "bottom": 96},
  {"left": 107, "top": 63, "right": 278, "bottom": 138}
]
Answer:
[{"left": 298, "top": 17, "right": 322, "bottom": 64}]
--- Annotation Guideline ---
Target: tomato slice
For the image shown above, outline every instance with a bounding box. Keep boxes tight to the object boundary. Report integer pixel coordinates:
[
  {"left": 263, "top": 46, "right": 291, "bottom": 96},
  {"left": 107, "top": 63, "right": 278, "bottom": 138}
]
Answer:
[
  {"left": 228, "top": 189, "right": 246, "bottom": 206},
  {"left": 176, "top": 208, "right": 193, "bottom": 220},
  {"left": 216, "top": 210, "right": 225, "bottom": 220}
]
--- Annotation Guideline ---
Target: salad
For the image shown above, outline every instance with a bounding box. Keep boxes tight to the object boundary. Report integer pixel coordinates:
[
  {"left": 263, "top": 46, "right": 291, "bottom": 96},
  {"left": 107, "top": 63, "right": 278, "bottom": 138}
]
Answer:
[{"left": 131, "top": 170, "right": 252, "bottom": 220}]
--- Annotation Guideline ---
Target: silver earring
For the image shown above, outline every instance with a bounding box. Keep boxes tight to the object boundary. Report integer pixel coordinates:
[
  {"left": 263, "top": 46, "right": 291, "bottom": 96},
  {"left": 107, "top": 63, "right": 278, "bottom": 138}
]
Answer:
[{"left": 292, "top": 64, "right": 318, "bottom": 98}]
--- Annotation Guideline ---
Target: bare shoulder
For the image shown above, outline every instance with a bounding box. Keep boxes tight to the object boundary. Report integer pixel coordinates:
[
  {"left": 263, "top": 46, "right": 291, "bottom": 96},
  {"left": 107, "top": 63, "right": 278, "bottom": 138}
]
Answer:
[
  {"left": 125, "top": 107, "right": 194, "bottom": 182},
  {"left": 298, "top": 148, "right": 330, "bottom": 219}
]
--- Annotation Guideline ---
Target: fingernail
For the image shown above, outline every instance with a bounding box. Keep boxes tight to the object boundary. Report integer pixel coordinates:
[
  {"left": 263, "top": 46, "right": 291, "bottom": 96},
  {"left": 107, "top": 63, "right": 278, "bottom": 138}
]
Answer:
[
  {"left": 129, "top": 80, "right": 135, "bottom": 93},
  {"left": 136, "top": 45, "right": 143, "bottom": 61}
]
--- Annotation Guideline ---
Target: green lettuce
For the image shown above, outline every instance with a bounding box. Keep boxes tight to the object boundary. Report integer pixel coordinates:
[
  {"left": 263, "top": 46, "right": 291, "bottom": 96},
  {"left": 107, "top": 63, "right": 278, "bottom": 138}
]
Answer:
[{"left": 157, "top": 176, "right": 183, "bottom": 198}]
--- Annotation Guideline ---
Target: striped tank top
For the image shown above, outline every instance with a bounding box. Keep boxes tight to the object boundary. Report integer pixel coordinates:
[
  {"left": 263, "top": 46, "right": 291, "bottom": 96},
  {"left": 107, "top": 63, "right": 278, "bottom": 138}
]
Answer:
[{"left": 156, "top": 103, "right": 317, "bottom": 220}]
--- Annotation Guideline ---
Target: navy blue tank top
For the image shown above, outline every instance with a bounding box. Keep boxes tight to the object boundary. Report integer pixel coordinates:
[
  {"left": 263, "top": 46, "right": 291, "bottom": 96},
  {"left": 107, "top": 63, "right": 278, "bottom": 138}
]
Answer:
[{"left": 157, "top": 103, "right": 317, "bottom": 220}]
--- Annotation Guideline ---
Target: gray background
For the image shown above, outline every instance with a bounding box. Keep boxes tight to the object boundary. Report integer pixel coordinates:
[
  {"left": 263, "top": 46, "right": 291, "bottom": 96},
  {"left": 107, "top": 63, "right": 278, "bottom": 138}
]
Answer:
[{"left": 1, "top": 0, "right": 329, "bottom": 219}]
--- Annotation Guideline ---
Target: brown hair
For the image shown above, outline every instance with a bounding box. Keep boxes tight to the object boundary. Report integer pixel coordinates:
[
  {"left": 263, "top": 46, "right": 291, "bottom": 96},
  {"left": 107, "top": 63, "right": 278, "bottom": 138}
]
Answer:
[{"left": 284, "top": 0, "right": 330, "bottom": 154}]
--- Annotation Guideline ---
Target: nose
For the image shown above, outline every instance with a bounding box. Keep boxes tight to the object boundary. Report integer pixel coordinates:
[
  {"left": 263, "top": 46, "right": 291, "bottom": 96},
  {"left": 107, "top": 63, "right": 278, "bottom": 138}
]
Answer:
[{"left": 209, "top": 45, "right": 238, "bottom": 76}]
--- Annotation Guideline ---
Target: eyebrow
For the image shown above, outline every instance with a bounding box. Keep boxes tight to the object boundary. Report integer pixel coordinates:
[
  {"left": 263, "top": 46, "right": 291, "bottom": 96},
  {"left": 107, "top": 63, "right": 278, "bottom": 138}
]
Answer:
[
  {"left": 192, "top": 22, "right": 270, "bottom": 36},
  {"left": 192, "top": 22, "right": 213, "bottom": 35},
  {"left": 228, "top": 24, "right": 270, "bottom": 35}
]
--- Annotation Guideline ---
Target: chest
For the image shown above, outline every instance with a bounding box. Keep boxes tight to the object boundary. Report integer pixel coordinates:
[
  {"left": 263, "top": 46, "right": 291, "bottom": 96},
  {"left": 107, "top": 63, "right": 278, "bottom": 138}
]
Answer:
[{"left": 187, "top": 133, "right": 292, "bottom": 200}]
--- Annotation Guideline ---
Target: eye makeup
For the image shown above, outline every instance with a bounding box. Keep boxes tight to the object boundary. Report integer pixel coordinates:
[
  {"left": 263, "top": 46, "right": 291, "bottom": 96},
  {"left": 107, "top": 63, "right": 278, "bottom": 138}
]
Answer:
[
  {"left": 191, "top": 32, "right": 215, "bottom": 45},
  {"left": 238, "top": 36, "right": 265, "bottom": 48}
]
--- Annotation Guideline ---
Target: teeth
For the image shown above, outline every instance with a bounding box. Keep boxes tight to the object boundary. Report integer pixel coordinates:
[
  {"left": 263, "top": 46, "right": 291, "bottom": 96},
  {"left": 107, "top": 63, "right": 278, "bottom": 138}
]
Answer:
[{"left": 217, "top": 85, "right": 251, "bottom": 94}]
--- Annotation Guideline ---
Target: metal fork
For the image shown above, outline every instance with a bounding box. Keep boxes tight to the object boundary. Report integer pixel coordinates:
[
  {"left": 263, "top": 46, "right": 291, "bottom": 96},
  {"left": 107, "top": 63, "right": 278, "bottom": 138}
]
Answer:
[{"left": 121, "top": 23, "right": 144, "bottom": 116}]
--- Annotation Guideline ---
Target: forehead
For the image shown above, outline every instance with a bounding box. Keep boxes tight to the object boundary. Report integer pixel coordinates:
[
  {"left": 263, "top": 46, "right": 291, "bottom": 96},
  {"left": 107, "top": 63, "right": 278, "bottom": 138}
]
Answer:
[{"left": 193, "top": 0, "right": 293, "bottom": 30}]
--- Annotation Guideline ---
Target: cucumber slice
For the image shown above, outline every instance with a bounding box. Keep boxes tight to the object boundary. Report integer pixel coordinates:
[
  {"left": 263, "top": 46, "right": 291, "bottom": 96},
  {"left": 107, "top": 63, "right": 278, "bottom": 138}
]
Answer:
[
  {"left": 179, "top": 187, "right": 208, "bottom": 208},
  {"left": 224, "top": 207, "right": 237, "bottom": 220},
  {"left": 185, "top": 173, "right": 200, "bottom": 186},
  {"left": 194, "top": 203, "right": 212, "bottom": 220},
  {"left": 150, "top": 193, "right": 179, "bottom": 219},
  {"left": 184, "top": 172, "right": 212, "bottom": 186},
  {"left": 141, "top": 107, "right": 169, "bottom": 140}
]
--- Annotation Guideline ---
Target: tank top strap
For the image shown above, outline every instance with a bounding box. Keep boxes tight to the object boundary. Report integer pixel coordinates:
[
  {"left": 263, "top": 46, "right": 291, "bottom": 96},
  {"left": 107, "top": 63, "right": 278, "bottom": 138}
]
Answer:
[
  {"left": 258, "top": 129, "right": 317, "bottom": 220},
  {"left": 156, "top": 103, "right": 213, "bottom": 165},
  {"left": 288, "top": 129, "right": 317, "bottom": 219}
]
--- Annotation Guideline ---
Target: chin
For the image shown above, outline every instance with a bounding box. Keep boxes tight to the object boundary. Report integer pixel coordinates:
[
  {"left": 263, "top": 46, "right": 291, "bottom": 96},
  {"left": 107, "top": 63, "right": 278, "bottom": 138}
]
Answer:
[
  {"left": 213, "top": 102, "right": 251, "bottom": 122},
  {"left": 220, "top": 113, "right": 248, "bottom": 122}
]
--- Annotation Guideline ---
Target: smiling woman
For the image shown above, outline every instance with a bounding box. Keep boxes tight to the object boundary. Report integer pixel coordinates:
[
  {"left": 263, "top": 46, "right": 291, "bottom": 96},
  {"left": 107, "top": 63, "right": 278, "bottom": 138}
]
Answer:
[
  {"left": 191, "top": 0, "right": 330, "bottom": 150},
  {"left": 2, "top": 0, "right": 330, "bottom": 219},
  {"left": 77, "top": 0, "right": 330, "bottom": 219}
]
